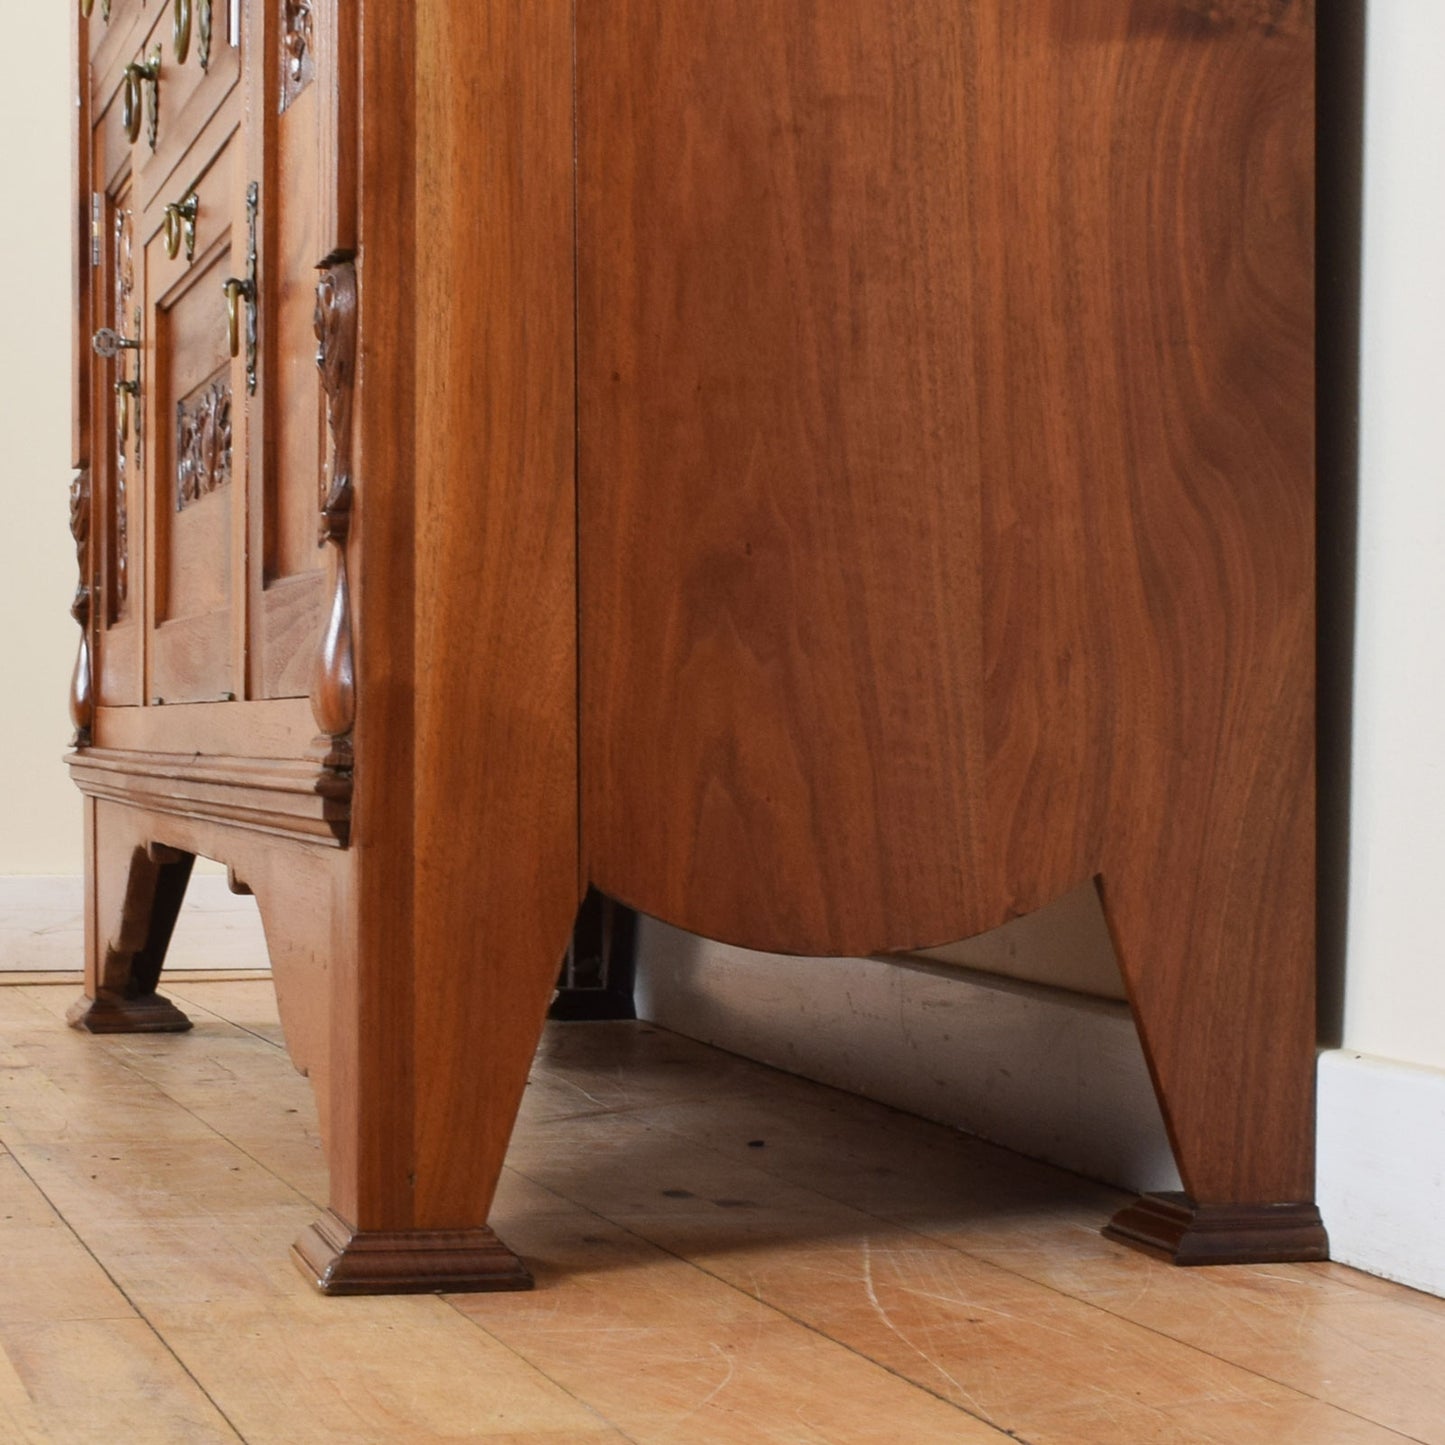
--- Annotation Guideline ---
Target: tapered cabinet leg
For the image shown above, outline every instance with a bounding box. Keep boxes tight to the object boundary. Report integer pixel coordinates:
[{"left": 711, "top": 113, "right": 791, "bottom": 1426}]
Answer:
[
  {"left": 1099, "top": 869, "right": 1328, "bottom": 1266},
  {"left": 68, "top": 800, "right": 195, "bottom": 1035},
  {"left": 289, "top": 884, "right": 576, "bottom": 1296}
]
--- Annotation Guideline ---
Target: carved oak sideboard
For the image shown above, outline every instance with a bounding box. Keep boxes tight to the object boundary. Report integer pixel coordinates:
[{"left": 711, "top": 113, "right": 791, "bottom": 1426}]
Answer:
[{"left": 67, "top": 0, "right": 1324, "bottom": 1293}]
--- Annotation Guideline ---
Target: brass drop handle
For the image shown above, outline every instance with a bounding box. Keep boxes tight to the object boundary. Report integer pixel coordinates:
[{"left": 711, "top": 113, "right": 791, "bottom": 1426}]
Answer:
[
  {"left": 173, "top": 0, "right": 192, "bottom": 64},
  {"left": 114, "top": 377, "right": 140, "bottom": 442},
  {"left": 80, "top": 0, "right": 94, "bottom": 18},
  {"left": 121, "top": 49, "right": 161, "bottom": 147},
  {"left": 222, "top": 278, "right": 253, "bottom": 359},
  {"left": 164, "top": 193, "right": 199, "bottom": 261}
]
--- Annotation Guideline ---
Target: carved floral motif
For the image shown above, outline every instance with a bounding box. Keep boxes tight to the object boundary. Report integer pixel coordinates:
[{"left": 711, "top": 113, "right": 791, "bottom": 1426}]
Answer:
[
  {"left": 311, "top": 258, "right": 358, "bottom": 774},
  {"left": 281, "top": 0, "right": 315, "bottom": 111},
  {"left": 198, "top": 0, "right": 213, "bottom": 70},
  {"left": 314, "top": 263, "right": 356, "bottom": 539},
  {"left": 175, "top": 376, "right": 233, "bottom": 511}
]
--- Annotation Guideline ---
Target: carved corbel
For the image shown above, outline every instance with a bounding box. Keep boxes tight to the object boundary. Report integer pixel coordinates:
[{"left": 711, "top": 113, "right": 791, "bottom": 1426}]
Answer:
[
  {"left": 69, "top": 469, "right": 95, "bottom": 747},
  {"left": 311, "top": 256, "right": 357, "bottom": 784},
  {"left": 281, "top": 0, "right": 316, "bottom": 111}
]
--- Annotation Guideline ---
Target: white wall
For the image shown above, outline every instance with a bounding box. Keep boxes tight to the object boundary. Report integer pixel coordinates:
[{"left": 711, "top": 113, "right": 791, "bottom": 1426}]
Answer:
[
  {"left": 0, "top": 7, "right": 237, "bottom": 975},
  {"left": 1306, "top": 0, "right": 1445, "bottom": 1298},
  {"left": 1343, "top": 2, "right": 1445, "bottom": 1074},
  {"left": 0, "top": 3, "right": 85, "bottom": 876}
]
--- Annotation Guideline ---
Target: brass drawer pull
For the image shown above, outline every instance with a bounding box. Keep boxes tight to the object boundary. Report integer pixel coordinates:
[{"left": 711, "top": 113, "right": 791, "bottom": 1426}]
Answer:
[
  {"left": 222, "top": 277, "right": 252, "bottom": 359},
  {"left": 222, "top": 181, "right": 260, "bottom": 394},
  {"left": 122, "top": 47, "right": 161, "bottom": 149},
  {"left": 174, "top": 0, "right": 192, "bottom": 64},
  {"left": 164, "top": 193, "right": 199, "bottom": 261},
  {"left": 114, "top": 377, "right": 140, "bottom": 442}
]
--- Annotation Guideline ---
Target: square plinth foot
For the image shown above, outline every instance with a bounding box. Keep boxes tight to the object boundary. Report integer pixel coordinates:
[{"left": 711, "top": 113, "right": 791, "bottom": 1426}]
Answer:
[
  {"left": 292, "top": 1210, "right": 535, "bottom": 1296},
  {"left": 66, "top": 992, "right": 193, "bottom": 1034},
  {"left": 1104, "top": 1191, "right": 1329, "bottom": 1266}
]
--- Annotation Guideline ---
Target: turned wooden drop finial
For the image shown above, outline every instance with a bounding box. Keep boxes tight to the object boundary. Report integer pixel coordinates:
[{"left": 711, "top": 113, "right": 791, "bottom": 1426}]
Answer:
[{"left": 68, "top": 469, "right": 94, "bottom": 745}]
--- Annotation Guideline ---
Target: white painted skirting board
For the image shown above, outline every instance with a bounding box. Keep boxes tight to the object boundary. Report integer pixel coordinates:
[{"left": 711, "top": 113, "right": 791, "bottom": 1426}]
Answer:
[
  {"left": 1317, "top": 1049, "right": 1445, "bottom": 1298},
  {"left": 634, "top": 918, "right": 1182, "bottom": 1196},
  {"left": 0, "top": 874, "right": 270, "bottom": 973}
]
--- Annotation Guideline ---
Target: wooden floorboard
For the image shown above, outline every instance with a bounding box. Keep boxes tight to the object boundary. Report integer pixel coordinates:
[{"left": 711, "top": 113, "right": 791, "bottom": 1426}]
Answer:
[{"left": 0, "top": 979, "right": 1437, "bottom": 1444}]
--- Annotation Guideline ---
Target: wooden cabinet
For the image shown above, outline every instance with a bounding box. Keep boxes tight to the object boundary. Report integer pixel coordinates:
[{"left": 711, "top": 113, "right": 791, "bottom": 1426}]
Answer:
[{"left": 67, "top": 0, "right": 1325, "bottom": 1294}]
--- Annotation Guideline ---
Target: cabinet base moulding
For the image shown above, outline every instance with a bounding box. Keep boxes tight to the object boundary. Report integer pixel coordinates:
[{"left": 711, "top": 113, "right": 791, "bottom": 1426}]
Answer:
[
  {"left": 66, "top": 991, "right": 194, "bottom": 1035},
  {"left": 1104, "top": 1191, "right": 1329, "bottom": 1266},
  {"left": 291, "top": 1211, "right": 535, "bottom": 1296}
]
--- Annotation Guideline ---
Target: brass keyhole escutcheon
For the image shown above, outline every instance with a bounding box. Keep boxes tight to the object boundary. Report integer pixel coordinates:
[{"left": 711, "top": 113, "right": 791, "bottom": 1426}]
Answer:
[
  {"left": 164, "top": 194, "right": 199, "bottom": 262},
  {"left": 92, "top": 327, "right": 138, "bottom": 360},
  {"left": 174, "top": 0, "right": 192, "bottom": 64}
]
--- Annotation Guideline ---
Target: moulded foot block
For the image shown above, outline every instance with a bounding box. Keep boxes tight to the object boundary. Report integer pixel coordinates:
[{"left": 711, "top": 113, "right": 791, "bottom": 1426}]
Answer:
[
  {"left": 66, "top": 991, "right": 193, "bottom": 1034},
  {"left": 1104, "top": 1190, "right": 1329, "bottom": 1266},
  {"left": 292, "top": 1210, "right": 534, "bottom": 1296}
]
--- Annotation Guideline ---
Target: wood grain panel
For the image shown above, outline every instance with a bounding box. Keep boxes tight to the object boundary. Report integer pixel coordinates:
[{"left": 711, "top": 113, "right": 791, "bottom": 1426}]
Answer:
[
  {"left": 579, "top": 0, "right": 985, "bottom": 956},
  {"left": 405, "top": 0, "right": 582, "bottom": 1229}
]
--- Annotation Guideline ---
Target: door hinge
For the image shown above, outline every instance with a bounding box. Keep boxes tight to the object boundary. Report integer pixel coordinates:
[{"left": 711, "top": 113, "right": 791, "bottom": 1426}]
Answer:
[{"left": 90, "top": 193, "right": 102, "bottom": 268}]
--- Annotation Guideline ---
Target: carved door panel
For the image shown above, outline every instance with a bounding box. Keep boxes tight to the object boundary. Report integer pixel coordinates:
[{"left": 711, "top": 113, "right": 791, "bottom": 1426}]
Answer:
[
  {"left": 87, "top": 0, "right": 247, "bottom": 712},
  {"left": 145, "top": 121, "right": 247, "bottom": 706}
]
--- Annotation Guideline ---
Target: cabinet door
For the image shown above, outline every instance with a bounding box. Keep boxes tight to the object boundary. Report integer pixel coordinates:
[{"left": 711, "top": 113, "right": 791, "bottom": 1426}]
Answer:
[{"left": 83, "top": 1, "right": 346, "bottom": 721}]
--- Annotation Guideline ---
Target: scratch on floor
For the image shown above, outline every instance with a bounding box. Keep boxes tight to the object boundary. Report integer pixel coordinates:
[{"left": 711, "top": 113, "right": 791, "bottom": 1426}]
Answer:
[
  {"left": 665, "top": 1340, "right": 736, "bottom": 1435},
  {"left": 861, "top": 1238, "right": 991, "bottom": 1419}
]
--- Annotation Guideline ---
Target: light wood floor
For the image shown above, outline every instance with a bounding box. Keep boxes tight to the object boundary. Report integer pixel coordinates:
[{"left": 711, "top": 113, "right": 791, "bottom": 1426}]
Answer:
[{"left": 1, "top": 979, "right": 1442, "bottom": 1444}]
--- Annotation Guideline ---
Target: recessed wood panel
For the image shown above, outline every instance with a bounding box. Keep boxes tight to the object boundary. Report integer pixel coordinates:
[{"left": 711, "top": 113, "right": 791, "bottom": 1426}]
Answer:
[
  {"left": 250, "top": 7, "right": 328, "bottom": 701},
  {"left": 155, "top": 251, "right": 233, "bottom": 625},
  {"left": 131, "top": 0, "right": 243, "bottom": 213},
  {"left": 270, "top": 81, "right": 326, "bottom": 587},
  {"left": 146, "top": 119, "right": 244, "bottom": 707}
]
